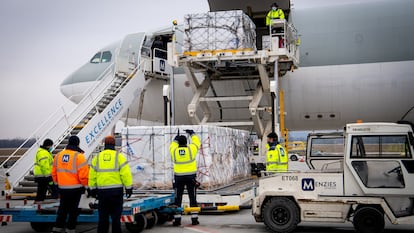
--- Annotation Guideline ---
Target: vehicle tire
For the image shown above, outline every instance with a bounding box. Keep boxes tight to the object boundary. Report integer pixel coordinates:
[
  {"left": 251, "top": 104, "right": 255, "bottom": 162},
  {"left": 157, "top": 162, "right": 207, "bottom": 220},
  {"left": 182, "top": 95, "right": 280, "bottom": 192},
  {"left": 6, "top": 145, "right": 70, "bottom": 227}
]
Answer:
[
  {"left": 290, "top": 154, "right": 298, "bottom": 161},
  {"left": 125, "top": 213, "right": 147, "bottom": 233},
  {"left": 156, "top": 212, "right": 169, "bottom": 225},
  {"left": 262, "top": 197, "right": 300, "bottom": 233},
  {"left": 30, "top": 222, "right": 53, "bottom": 232},
  {"left": 146, "top": 211, "right": 158, "bottom": 229},
  {"left": 353, "top": 206, "right": 384, "bottom": 233}
]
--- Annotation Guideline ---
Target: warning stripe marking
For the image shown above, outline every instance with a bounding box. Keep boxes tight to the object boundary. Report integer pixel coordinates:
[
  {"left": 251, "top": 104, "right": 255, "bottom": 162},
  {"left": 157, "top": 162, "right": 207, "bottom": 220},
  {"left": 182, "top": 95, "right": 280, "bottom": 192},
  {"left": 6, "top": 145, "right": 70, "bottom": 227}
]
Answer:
[
  {"left": 0, "top": 215, "right": 12, "bottom": 222},
  {"left": 133, "top": 207, "right": 140, "bottom": 214},
  {"left": 121, "top": 215, "right": 134, "bottom": 223}
]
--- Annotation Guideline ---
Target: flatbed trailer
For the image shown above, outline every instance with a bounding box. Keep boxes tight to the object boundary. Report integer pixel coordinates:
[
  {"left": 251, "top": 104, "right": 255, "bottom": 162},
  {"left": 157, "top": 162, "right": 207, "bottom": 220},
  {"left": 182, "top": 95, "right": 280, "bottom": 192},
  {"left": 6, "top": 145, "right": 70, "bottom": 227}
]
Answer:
[{"left": 0, "top": 194, "right": 177, "bottom": 233}]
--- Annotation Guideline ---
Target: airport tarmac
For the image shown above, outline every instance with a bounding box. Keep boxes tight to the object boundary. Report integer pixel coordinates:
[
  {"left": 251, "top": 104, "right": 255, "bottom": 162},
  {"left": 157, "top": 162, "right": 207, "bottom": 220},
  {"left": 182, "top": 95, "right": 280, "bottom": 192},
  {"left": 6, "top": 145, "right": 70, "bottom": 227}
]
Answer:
[{"left": 2, "top": 209, "right": 414, "bottom": 233}]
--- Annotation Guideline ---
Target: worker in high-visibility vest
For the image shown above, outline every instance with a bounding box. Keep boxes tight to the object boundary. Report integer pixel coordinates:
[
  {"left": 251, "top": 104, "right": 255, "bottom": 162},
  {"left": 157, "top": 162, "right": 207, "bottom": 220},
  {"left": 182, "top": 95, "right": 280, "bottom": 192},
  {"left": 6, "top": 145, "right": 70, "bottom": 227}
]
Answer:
[
  {"left": 169, "top": 129, "right": 201, "bottom": 226},
  {"left": 266, "top": 3, "right": 285, "bottom": 26},
  {"left": 34, "top": 138, "right": 58, "bottom": 202},
  {"left": 51, "top": 136, "right": 89, "bottom": 233},
  {"left": 88, "top": 135, "right": 133, "bottom": 233},
  {"left": 266, "top": 3, "right": 285, "bottom": 48},
  {"left": 266, "top": 132, "right": 288, "bottom": 172}
]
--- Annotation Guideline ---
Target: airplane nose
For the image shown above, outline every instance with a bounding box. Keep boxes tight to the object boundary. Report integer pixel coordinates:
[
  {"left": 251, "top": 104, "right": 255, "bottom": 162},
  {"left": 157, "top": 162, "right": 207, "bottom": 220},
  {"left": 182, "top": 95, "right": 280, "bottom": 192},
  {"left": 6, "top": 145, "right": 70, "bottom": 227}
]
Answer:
[
  {"left": 60, "top": 78, "right": 97, "bottom": 104},
  {"left": 60, "top": 62, "right": 113, "bottom": 103},
  {"left": 60, "top": 81, "right": 74, "bottom": 99}
]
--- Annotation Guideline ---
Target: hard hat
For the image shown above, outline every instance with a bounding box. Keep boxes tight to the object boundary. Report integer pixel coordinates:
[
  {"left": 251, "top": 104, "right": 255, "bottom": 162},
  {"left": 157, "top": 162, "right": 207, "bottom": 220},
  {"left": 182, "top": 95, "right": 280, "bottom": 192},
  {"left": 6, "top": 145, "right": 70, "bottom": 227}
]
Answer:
[
  {"left": 68, "top": 135, "right": 80, "bottom": 146},
  {"left": 104, "top": 136, "right": 116, "bottom": 146},
  {"left": 42, "top": 138, "right": 53, "bottom": 147}
]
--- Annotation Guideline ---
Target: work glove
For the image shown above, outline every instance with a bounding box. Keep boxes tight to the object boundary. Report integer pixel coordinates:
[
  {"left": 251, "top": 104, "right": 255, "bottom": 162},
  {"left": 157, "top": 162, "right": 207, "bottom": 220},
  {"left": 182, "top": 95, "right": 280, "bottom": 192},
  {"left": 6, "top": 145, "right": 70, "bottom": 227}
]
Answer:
[
  {"left": 174, "top": 135, "right": 180, "bottom": 141},
  {"left": 194, "top": 179, "right": 201, "bottom": 188},
  {"left": 125, "top": 188, "right": 133, "bottom": 198},
  {"left": 185, "top": 129, "right": 195, "bottom": 135}
]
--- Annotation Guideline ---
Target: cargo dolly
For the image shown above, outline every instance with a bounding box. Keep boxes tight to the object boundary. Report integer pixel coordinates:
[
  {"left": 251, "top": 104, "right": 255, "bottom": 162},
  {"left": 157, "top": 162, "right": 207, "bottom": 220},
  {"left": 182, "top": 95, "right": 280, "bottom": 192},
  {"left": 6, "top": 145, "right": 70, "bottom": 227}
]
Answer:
[
  {"left": 0, "top": 193, "right": 251, "bottom": 232},
  {"left": 0, "top": 194, "right": 177, "bottom": 233}
]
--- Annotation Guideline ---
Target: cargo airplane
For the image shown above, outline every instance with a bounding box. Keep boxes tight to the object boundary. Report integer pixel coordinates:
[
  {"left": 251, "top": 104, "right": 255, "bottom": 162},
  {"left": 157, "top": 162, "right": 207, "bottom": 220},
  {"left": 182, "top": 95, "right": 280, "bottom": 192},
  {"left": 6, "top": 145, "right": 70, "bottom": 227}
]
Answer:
[{"left": 60, "top": 0, "right": 414, "bottom": 132}]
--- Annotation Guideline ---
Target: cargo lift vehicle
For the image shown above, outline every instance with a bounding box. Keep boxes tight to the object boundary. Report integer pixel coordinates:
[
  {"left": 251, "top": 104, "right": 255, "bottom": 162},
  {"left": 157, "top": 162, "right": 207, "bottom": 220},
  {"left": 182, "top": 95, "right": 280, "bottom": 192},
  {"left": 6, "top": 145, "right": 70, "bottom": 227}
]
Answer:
[{"left": 252, "top": 122, "right": 414, "bottom": 233}]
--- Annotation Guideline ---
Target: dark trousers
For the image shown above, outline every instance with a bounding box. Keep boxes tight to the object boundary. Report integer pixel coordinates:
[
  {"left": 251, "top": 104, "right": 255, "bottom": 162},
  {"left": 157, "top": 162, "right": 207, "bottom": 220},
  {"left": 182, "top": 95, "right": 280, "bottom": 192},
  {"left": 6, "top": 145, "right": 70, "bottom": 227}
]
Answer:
[
  {"left": 55, "top": 187, "right": 84, "bottom": 230},
  {"left": 97, "top": 188, "right": 124, "bottom": 233},
  {"left": 35, "top": 176, "right": 58, "bottom": 201},
  {"left": 174, "top": 174, "right": 197, "bottom": 207}
]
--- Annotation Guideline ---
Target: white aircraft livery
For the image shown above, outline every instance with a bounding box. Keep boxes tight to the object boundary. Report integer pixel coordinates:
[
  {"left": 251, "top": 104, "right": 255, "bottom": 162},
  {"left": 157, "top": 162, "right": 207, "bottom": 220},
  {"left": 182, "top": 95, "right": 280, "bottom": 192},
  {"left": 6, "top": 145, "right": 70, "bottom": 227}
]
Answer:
[{"left": 60, "top": 0, "right": 414, "bottom": 131}]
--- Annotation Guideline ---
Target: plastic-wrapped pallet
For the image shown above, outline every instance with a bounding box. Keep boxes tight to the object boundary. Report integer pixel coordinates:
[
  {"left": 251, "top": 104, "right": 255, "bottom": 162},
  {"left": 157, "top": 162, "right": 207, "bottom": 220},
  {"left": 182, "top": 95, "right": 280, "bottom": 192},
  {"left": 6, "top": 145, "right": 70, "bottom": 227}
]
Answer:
[
  {"left": 121, "top": 125, "right": 251, "bottom": 190},
  {"left": 183, "top": 10, "right": 256, "bottom": 52}
]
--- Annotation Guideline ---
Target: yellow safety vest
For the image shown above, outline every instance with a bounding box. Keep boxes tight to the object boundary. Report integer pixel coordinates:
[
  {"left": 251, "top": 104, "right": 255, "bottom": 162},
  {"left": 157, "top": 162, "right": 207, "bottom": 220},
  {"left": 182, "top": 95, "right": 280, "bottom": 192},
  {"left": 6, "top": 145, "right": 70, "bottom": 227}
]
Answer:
[
  {"left": 34, "top": 147, "right": 53, "bottom": 178},
  {"left": 89, "top": 149, "right": 133, "bottom": 189},
  {"left": 170, "top": 135, "right": 201, "bottom": 176},
  {"left": 266, "top": 9, "right": 285, "bottom": 25},
  {"left": 266, "top": 144, "right": 288, "bottom": 172}
]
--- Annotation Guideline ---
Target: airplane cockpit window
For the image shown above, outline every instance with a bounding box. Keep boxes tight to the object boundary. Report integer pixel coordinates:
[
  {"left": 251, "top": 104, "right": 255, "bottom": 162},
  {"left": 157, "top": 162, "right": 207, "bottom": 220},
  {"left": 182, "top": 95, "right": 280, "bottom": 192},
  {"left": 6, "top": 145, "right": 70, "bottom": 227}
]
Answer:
[
  {"left": 90, "top": 51, "right": 112, "bottom": 63},
  {"left": 101, "top": 51, "right": 112, "bottom": 63},
  {"left": 90, "top": 52, "right": 101, "bottom": 63}
]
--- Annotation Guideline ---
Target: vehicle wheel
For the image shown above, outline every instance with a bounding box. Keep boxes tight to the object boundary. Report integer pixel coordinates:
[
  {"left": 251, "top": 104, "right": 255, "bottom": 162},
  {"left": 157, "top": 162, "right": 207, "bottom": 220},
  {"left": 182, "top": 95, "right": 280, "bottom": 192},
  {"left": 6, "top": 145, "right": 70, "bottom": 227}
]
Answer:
[
  {"left": 30, "top": 222, "right": 53, "bottom": 232},
  {"left": 146, "top": 211, "right": 158, "bottom": 229},
  {"left": 125, "top": 213, "right": 147, "bottom": 233},
  {"left": 353, "top": 206, "right": 384, "bottom": 233},
  {"left": 290, "top": 154, "right": 298, "bottom": 161},
  {"left": 262, "top": 197, "right": 300, "bottom": 233},
  {"left": 156, "top": 211, "right": 169, "bottom": 225}
]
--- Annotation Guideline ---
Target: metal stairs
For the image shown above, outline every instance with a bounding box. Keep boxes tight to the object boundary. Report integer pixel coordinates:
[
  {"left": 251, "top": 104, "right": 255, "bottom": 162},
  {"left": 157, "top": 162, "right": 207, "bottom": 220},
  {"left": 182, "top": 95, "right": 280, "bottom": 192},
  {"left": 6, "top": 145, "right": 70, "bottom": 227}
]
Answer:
[{"left": 2, "top": 33, "right": 150, "bottom": 198}]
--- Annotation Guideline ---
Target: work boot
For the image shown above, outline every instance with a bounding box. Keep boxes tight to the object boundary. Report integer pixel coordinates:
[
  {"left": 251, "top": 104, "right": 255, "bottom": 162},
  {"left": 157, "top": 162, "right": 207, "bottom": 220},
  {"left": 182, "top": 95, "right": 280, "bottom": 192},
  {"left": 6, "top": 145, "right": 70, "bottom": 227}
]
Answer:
[
  {"left": 173, "top": 218, "right": 181, "bottom": 226},
  {"left": 191, "top": 217, "right": 200, "bottom": 225}
]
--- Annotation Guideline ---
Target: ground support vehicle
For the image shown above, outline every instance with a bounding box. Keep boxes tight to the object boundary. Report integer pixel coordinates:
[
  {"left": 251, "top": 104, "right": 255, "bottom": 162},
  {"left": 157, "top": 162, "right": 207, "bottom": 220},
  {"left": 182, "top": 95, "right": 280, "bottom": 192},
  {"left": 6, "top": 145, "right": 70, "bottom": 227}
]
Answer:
[{"left": 252, "top": 123, "right": 414, "bottom": 233}]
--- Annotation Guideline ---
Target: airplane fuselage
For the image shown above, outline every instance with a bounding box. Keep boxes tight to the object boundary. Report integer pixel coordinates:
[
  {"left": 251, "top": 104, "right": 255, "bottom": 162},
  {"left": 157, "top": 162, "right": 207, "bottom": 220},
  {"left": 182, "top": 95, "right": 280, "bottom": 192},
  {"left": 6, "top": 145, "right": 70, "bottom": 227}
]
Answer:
[{"left": 60, "top": 0, "right": 414, "bottom": 131}]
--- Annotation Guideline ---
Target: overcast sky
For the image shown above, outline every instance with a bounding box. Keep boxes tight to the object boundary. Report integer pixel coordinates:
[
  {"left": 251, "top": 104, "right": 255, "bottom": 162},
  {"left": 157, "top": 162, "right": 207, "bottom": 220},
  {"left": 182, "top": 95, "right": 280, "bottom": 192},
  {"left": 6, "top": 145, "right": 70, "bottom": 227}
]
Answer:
[
  {"left": 0, "top": 0, "right": 372, "bottom": 139},
  {"left": 0, "top": 0, "right": 211, "bottom": 139}
]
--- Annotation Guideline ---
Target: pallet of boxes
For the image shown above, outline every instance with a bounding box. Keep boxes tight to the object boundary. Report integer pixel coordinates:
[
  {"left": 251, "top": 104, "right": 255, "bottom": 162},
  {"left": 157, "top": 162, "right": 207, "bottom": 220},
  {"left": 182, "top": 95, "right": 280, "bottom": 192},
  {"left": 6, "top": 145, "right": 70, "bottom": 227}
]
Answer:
[
  {"left": 121, "top": 125, "right": 251, "bottom": 190},
  {"left": 183, "top": 10, "right": 257, "bottom": 56}
]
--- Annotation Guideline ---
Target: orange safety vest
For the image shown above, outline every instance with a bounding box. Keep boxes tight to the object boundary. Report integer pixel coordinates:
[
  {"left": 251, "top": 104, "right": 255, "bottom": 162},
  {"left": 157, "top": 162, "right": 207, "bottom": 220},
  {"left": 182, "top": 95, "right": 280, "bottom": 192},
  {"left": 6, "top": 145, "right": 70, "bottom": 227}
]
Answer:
[{"left": 52, "top": 149, "right": 89, "bottom": 189}]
